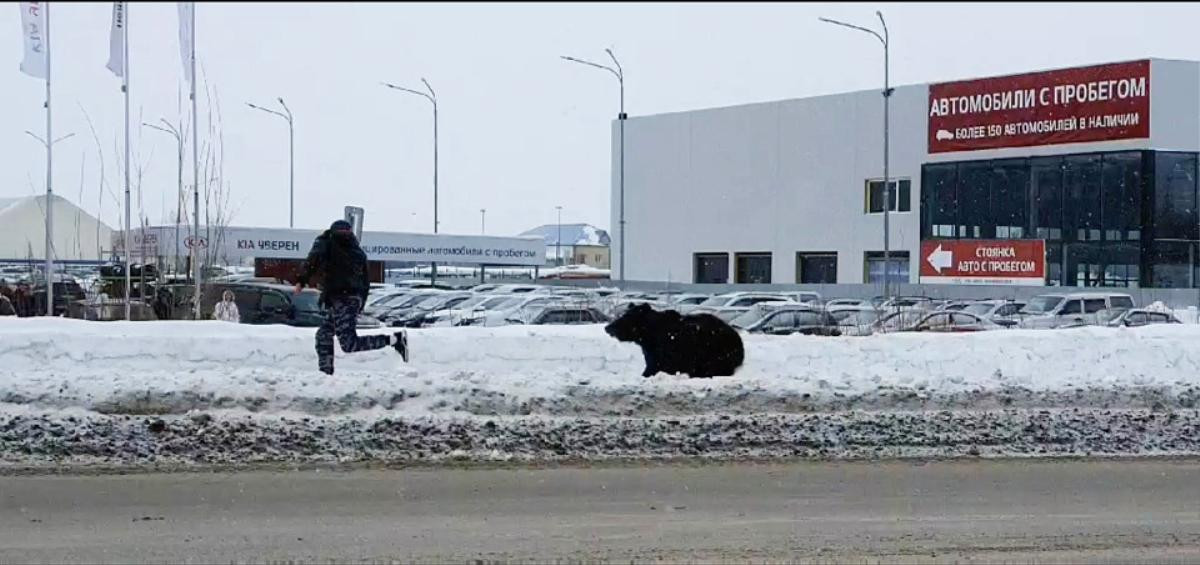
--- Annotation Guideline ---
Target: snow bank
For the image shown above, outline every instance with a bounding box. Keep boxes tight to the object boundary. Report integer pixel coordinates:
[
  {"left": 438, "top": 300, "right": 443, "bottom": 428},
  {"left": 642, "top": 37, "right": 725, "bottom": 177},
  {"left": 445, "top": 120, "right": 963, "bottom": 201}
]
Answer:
[{"left": 2, "top": 317, "right": 1200, "bottom": 419}]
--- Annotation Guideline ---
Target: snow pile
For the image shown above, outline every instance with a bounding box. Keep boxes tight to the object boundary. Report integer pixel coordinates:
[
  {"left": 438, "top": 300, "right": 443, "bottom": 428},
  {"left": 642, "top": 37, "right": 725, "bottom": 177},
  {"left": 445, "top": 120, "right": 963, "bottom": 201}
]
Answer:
[{"left": 2, "top": 317, "right": 1200, "bottom": 419}]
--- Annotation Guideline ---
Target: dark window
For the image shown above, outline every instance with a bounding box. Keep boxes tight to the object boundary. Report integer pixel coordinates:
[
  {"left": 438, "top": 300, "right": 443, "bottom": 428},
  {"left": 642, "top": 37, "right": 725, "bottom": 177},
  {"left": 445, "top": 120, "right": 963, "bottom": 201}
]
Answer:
[
  {"left": 1154, "top": 153, "right": 1198, "bottom": 241},
  {"left": 996, "top": 304, "right": 1022, "bottom": 316},
  {"left": 957, "top": 163, "right": 991, "bottom": 238},
  {"left": 1147, "top": 312, "right": 1171, "bottom": 323},
  {"left": 1060, "top": 300, "right": 1083, "bottom": 315},
  {"left": 1101, "top": 152, "right": 1142, "bottom": 242},
  {"left": 1031, "top": 157, "right": 1064, "bottom": 241},
  {"left": 991, "top": 159, "right": 1029, "bottom": 239},
  {"left": 796, "top": 253, "right": 837, "bottom": 284},
  {"left": 1064, "top": 155, "right": 1102, "bottom": 242},
  {"left": 1111, "top": 296, "right": 1135, "bottom": 309},
  {"left": 1127, "top": 312, "right": 1148, "bottom": 326},
  {"left": 1083, "top": 299, "right": 1107, "bottom": 313},
  {"left": 694, "top": 253, "right": 729, "bottom": 284},
  {"left": 1148, "top": 241, "right": 1195, "bottom": 288},
  {"left": 922, "top": 164, "right": 957, "bottom": 238},
  {"left": 866, "top": 179, "right": 912, "bottom": 214},
  {"left": 735, "top": 253, "right": 772, "bottom": 284},
  {"left": 794, "top": 311, "right": 822, "bottom": 326},
  {"left": 864, "top": 251, "right": 910, "bottom": 285},
  {"left": 261, "top": 292, "right": 288, "bottom": 311},
  {"left": 1064, "top": 242, "right": 1139, "bottom": 287},
  {"left": 765, "top": 312, "right": 795, "bottom": 329}
]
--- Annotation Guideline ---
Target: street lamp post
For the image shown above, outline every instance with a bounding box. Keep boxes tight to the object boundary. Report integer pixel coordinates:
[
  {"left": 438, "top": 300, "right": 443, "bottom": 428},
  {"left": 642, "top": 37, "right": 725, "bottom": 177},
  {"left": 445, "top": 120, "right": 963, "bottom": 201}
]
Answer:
[
  {"left": 382, "top": 78, "right": 439, "bottom": 283},
  {"left": 480, "top": 208, "right": 486, "bottom": 234},
  {"left": 143, "top": 120, "right": 184, "bottom": 276},
  {"left": 246, "top": 98, "right": 294, "bottom": 228},
  {"left": 24, "top": 130, "right": 74, "bottom": 316},
  {"left": 820, "top": 11, "right": 892, "bottom": 299},
  {"left": 561, "top": 49, "right": 625, "bottom": 281}
]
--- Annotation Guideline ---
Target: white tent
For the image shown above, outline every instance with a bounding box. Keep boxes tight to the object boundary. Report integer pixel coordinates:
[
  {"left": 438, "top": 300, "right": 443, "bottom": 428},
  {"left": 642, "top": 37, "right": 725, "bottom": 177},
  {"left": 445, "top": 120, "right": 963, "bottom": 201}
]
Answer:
[{"left": 0, "top": 195, "right": 113, "bottom": 261}]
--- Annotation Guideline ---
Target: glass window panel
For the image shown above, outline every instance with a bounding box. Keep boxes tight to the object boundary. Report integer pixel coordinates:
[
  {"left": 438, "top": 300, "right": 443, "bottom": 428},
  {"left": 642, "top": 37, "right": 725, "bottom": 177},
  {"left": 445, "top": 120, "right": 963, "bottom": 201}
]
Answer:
[
  {"left": 958, "top": 162, "right": 992, "bottom": 239},
  {"left": 735, "top": 254, "right": 772, "bottom": 284},
  {"left": 694, "top": 253, "right": 729, "bottom": 284},
  {"left": 1032, "top": 157, "right": 1063, "bottom": 242},
  {"left": 1154, "top": 153, "right": 1198, "bottom": 240},
  {"left": 1064, "top": 155, "right": 1101, "bottom": 242}
]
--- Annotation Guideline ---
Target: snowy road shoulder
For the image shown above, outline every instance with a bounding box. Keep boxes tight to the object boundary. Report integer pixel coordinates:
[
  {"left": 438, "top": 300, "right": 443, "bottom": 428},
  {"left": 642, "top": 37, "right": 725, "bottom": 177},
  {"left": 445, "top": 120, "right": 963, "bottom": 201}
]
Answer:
[
  {"left": 2, "top": 318, "right": 1200, "bottom": 466},
  {"left": 2, "top": 317, "right": 1199, "bottom": 417}
]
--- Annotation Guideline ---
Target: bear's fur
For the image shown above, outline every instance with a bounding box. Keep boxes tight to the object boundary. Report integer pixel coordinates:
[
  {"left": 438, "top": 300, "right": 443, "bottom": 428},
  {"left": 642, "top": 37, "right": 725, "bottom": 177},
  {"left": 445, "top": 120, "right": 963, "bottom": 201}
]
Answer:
[{"left": 604, "top": 303, "right": 744, "bottom": 379}]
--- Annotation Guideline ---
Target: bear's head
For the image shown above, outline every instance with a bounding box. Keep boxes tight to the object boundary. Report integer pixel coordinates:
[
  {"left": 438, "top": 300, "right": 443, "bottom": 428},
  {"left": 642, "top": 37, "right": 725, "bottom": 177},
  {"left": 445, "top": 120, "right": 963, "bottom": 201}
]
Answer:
[{"left": 605, "top": 302, "right": 657, "bottom": 343}]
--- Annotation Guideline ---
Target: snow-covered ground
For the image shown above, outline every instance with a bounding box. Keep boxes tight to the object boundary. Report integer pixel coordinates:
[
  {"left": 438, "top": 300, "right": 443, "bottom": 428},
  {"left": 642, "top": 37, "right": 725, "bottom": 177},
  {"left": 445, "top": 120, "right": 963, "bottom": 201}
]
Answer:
[{"left": 2, "top": 317, "right": 1199, "bottom": 466}]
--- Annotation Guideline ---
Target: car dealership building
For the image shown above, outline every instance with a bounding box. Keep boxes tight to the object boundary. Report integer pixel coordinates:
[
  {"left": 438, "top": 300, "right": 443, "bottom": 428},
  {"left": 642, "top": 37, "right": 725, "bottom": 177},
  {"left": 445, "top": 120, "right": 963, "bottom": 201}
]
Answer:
[{"left": 614, "top": 58, "right": 1200, "bottom": 288}]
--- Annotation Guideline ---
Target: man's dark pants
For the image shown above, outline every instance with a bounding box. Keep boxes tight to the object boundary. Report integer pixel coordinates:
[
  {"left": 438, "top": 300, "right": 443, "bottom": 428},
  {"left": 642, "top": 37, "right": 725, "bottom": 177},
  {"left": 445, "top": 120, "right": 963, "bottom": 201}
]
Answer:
[{"left": 316, "top": 295, "right": 389, "bottom": 374}]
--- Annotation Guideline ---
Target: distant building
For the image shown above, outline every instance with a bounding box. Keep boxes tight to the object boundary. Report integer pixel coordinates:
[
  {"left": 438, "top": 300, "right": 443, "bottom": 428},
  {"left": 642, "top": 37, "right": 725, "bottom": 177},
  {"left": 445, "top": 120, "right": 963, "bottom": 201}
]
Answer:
[
  {"left": 0, "top": 195, "right": 113, "bottom": 262},
  {"left": 519, "top": 223, "right": 611, "bottom": 268}
]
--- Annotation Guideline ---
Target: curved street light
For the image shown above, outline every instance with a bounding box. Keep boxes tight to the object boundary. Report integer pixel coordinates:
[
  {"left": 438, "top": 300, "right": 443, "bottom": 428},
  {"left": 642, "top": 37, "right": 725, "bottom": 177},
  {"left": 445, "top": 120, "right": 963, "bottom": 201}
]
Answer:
[
  {"left": 820, "top": 12, "right": 892, "bottom": 298},
  {"left": 247, "top": 98, "right": 295, "bottom": 228},
  {"left": 562, "top": 48, "right": 626, "bottom": 281}
]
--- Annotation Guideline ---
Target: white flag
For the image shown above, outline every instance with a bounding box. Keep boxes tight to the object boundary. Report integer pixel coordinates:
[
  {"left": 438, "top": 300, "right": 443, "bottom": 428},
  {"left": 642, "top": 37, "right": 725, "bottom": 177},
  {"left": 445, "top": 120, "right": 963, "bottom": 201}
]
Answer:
[
  {"left": 177, "top": 2, "right": 193, "bottom": 86},
  {"left": 18, "top": 1, "right": 47, "bottom": 79},
  {"left": 105, "top": 1, "right": 125, "bottom": 78}
]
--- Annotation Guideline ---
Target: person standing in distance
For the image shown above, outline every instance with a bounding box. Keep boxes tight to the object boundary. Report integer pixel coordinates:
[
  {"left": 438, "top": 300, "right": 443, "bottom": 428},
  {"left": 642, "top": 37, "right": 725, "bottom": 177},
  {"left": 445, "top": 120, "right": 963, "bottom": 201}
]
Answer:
[{"left": 295, "top": 220, "right": 408, "bottom": 374}]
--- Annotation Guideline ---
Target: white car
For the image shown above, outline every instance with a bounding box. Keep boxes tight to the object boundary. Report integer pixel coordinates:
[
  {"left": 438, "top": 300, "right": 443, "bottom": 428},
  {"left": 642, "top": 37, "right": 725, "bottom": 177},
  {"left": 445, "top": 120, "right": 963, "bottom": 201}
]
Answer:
[
  {"left": 826, "top": 305, "right": 883, "bottom": 336},
  {"left": 1018, "top": 292, "right": 1135, "bottom": 329},
  {"left": 669, "top": 293, "right": 712, "bottom": 308},
  {"left": 426, "top": 294, "right": 517, "bottom": 327},
  {"left": 461, "top": 294, "right": 573, "bottom": 327},
  {"left": 687, "top": 292, "right": 796, "bottom": 318}
]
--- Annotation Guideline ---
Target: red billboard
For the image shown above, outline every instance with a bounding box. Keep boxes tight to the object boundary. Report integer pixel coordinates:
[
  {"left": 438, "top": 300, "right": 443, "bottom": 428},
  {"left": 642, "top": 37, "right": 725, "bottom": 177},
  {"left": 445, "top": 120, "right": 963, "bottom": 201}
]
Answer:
[
  {"left": 919, "top": 240, "right": 1046, "bottom": 286},
  {"left": 928, "top": 60, "right": 1149, "bottom": 153}
]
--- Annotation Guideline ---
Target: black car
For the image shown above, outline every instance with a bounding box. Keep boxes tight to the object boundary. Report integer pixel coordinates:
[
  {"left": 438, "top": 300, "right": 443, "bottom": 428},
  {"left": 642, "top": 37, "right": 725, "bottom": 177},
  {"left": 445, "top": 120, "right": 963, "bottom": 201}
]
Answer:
[
  {"left": 192, "top": 282, "right": 381, "bottom": 328},
  {"left": 200, "top": 282, "right": 326, "bottom": 326}
]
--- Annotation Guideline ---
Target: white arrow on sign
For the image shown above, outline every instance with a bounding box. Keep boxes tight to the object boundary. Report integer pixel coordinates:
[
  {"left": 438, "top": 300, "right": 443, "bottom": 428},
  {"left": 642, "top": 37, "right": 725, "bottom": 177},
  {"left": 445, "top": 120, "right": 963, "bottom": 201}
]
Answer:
[{"left": 927, "top": 244, "right": 954, "bottom": 273}]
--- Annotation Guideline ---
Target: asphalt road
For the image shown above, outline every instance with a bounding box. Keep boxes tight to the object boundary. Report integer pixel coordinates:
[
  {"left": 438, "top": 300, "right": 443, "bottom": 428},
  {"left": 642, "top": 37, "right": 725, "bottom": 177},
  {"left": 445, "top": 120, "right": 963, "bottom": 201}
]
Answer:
[{"left": 2, "top": 460, "right": 1199, "bottom": 563}]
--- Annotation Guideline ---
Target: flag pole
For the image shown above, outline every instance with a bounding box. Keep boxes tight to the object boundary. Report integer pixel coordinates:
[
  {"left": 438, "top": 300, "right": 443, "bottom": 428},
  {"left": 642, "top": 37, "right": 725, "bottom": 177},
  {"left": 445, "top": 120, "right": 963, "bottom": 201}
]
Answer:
[
  {"left": 43, "top": 1, "right": 53, "bottom": 317},
  {"left": 190, "top": 3, "right": 201, "bottom": 321},
  {"left": 122, "top": 3, "right": 132, "bottom": 321}
]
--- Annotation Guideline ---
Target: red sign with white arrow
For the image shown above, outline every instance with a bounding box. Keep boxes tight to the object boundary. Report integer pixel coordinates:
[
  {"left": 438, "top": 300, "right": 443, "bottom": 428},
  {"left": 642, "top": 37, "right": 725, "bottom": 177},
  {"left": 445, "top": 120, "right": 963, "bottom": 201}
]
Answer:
[{"left": 919, "top": 239, "right": 1046, "bottom": 286}]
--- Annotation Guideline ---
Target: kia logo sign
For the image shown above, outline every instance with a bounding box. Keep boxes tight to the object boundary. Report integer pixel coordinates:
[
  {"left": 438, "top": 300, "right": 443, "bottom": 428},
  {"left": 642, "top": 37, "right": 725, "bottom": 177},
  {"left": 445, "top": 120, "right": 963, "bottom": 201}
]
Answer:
[{"left": 185, "top": 236, "right": 209, "bottom": 249}]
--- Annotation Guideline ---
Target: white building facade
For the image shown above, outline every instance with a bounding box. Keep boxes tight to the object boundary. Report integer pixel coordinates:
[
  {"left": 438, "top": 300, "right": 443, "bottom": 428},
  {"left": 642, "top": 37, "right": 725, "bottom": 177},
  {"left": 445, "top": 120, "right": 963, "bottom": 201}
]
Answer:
[{"left": 613, "top": 58, "right": 1200, "bottom": 289}]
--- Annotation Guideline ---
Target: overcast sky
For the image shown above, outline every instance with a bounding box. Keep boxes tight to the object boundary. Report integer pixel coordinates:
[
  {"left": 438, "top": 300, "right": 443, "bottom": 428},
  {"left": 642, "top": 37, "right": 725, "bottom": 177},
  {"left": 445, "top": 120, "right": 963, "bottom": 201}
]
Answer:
[{"left": 3, "top": 2, "right": 1199, "bottom": 237}]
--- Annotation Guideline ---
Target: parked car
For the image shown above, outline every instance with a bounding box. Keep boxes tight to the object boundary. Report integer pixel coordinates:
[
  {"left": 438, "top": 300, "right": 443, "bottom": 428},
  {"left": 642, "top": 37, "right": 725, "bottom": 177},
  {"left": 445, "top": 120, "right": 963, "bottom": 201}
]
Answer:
[
  {"left": 827, "top": 305, "right": 884, "bottom": 336},
  {"left": 479, "top": 294, "right": 573, "bottom": 326},
  {"left": 504, "top": 304, "right": 609, "bottom": 325},
  {"left": 935, "top": 300, "right": 976, "bottom": 312},
  {"left": 826, "top": 298, "right": 870, "bottom": 308},
  {"left": 373, "top": 290, "right": 448, "bottom": 323},
  {"left": 388, "top": 292, "right": 474, "bottom": 328},
  {"left": 876, "top": 296, "right": 938, "bottom": 311},
  {"left": 1092, "top": 308, "right": 1182, "bottom": 328},
  {"left": 779, "top": 291, "right": 822, "bottom": 305},
  {"left": 904, "top": 311, "right": 1002, "bottom": 333},
  {"left": 960, "top": 299, "right": 1026, "bottom": 327},
  {"left": 871, "top": 309, "right": 930, "bottom": 334},
  {"left": 732, "top": 304, "right": 840, "bottom": 336},
  {"left": 200, "top": 282, "right": 380, "bottom": 329},
  {"left": 1018, "top": 292, "right": 1136, "bottom": 329},
  {"left": 669, "top": 293, "right": 712, "bottom": 308},
  {"left": 425, "top": 294, "right": 518, "bottom": 327},
  {"left": 688, "top": 292, "right": 796, "bottom": 318}
]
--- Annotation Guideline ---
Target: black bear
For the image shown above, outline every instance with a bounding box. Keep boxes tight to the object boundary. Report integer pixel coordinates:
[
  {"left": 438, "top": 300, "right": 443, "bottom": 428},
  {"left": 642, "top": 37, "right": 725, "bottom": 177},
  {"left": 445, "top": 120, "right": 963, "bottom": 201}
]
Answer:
[{"left": 605, "top": 303, "right": 745, "bottom": 379}]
